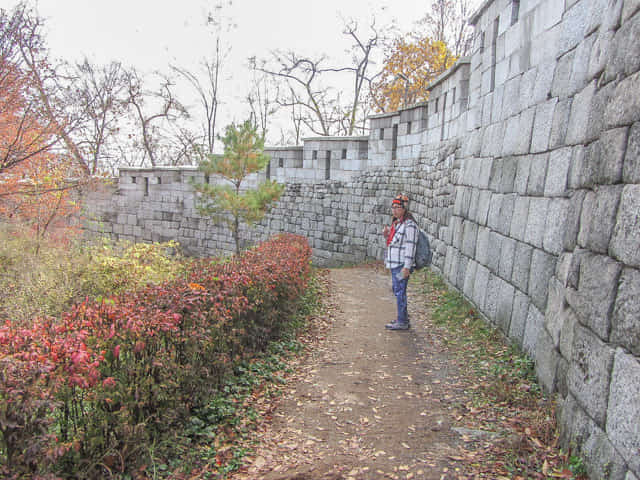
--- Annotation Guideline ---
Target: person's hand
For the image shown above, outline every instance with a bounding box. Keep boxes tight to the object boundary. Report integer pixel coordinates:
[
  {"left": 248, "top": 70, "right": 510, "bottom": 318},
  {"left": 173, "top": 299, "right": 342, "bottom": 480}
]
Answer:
[
  {"left": 383, "top": 226, "right": 390, "bottom": 237},
  {"left": 401, "top": 267, "right": 410, "bottom": 279}
]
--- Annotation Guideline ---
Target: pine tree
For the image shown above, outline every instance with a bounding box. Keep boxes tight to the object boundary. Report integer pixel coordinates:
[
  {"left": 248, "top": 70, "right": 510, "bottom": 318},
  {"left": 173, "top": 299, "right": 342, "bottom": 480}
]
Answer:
[{"left": 192, "top": 120, "right": 284, "bottom": 255}]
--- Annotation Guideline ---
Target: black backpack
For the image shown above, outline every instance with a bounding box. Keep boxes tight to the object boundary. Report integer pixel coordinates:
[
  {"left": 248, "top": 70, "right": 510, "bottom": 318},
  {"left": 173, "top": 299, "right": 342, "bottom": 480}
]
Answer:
[{"left": 414, "top": 227, "right": 432, "bottom": 270}]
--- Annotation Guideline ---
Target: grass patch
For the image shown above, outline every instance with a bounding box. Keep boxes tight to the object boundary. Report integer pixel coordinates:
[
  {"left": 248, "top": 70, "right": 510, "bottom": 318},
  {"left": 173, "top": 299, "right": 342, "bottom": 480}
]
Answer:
[{"left": 414, "top": 269, "right": 587, "bottom": 480}]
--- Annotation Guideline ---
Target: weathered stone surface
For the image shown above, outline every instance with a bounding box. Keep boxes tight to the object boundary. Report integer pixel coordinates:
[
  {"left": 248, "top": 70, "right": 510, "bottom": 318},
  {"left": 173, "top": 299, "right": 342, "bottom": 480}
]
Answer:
[
  {"left": 568, "top": 324, "right": 615, "bottom": 427},
  {"left": 496, "top": 279, "right": 515, "bottom": 333},
  {"left": 545, "top": 277, "right": 567, "bottom": 346},
  {"left": 531, "top": 99, "right": 557, "bottom": 153},
  {"left": 473, "top": 264, "right": 491, "bottom": 313},
  {"left": 535, "top": 327, "right": 560, "bottom": 392},
  {"left": 523, "top": 304, "right": 544, "bottom": 356},
  {"left": 463, "top": 259, "right": 478, "bottom": 300},
  {"left": 527, "top": 153, "right": 549, "bottom": 195},
  {"left": 598, "top": 127, "right": 628, "bottom": 184},
  {"left": 581, "top": 423, "right": 629, "bottom": 480},
  {"left": 559, "top": 307, "right": 579, "bottom": 361},
  {"left": 566, "top": 81, "right": 597, "bottom": 145},
  {"left": 545, "top": 147, "right": 571, "bottom": 196},
  {"left": 566, "top": 252, "right": 622, "bottom": 340},
  {"left": 529, "top": 248, "right": 556, "bottom": 312},
  {"left": 475, "top": 226, "right": 491, "bottom": 266},
  {"left": 514, "top": 155, "right": 531, "bottom": 194},
  {"left": 550, "top": 98, "right": 572, "bottom": 149},
  {"left": 624, "top": 122, "right": 640, "bottom": 183},
  {"left": 611, "top": 185, "right": 640, "bottom": 268},
  {"left": 510, "top": 196, "right": 530, "bottom": 241},
  {"left": 543, "top": 198, "right": 569, "bottom": 255},
  {"left": 462, "top": 220, "right": 479, "bottom": 258},
  {"left": 525, "top": 197, "right": 549, "bottom": 248},
  {"left": 509, "top": 291, "right": 530, "bottom": 345},
  {"left": 622, "top": 0, "right": 640, "bottom": 22},
  {"left": 606, "top": 8, "right": 640, "bottom": 83},
  {"left": 498, "top": 236, "right": 516, "bottom": 280},
  {"left": 579, "top": 185, "right": 623, "bottom": 254},
  {"left": 605, "top": 71, "right": 640, "bottom": 128},
  {"left": 512, "top": 241, "right": 533, "bottom": 293},
  {"left": 560, "top": 0, "right": 591, "bottom": 54},
  {"left": 606, "top": 349, "right": 640, "bottom": 475},
  {"left": 611, "top": 267, "right": 640, "bottom": 355}
]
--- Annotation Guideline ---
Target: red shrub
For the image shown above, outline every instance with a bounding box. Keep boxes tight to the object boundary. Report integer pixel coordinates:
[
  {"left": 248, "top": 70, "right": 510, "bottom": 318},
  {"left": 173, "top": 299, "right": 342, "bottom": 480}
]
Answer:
[{"left": 0, "top": 234, "right": 311, "bottom": 478}]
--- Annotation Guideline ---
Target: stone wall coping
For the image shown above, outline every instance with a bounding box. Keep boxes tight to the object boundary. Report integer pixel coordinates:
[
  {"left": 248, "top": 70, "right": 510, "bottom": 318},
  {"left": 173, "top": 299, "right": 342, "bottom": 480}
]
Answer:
[
  {"left": 368, "top": 101, "right": 429, "bottom": 120},
  {"left": 469, "top": 0, "right": 494, "bottom": 25},
  {"left": 300, "top": 135, "right": 369, "bottom": 142},
  {"left": 265, "top": 146, "right": 304, "bottom": 151},
  {"left": 428, "top": 57, "right": 471, "bottom": 90},
  {"left": 119, "top": 166, "right": 199, "bottom": 173}
]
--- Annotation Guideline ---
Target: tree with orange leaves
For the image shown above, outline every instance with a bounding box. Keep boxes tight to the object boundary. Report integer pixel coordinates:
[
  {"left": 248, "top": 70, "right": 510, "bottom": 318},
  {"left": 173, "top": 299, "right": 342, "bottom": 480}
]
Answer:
[
  {"left": 370, "top": 35, "right": 456, "bottom": 113},
  {"left": 0, "top": 4, "right": 83, "bottom": 246}
]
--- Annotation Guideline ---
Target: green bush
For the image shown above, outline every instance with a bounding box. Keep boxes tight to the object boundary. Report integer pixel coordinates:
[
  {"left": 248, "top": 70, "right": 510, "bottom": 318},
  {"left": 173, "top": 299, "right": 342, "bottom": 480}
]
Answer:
[{"left": 0, "top": 226, "right": 187, "bottom": 326}]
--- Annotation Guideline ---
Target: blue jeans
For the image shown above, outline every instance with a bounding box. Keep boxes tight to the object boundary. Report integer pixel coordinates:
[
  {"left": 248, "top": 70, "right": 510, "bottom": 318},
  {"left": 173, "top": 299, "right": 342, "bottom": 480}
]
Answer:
[{"left": 391, "top": 266, "right": 409, "bottom": 324}]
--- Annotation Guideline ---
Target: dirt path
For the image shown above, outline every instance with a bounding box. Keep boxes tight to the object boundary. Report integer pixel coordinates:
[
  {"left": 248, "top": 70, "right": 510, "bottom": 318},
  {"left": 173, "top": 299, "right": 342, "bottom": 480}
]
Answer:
[{"left": 231, "top": 265, "right": 471, "bottom": 480}]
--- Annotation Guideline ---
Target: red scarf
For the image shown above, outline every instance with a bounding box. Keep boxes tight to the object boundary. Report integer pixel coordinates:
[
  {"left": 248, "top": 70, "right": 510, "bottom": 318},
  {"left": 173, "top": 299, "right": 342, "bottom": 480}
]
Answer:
[{"left": 386, "top": 218, "right": 403, "bottom": 246}]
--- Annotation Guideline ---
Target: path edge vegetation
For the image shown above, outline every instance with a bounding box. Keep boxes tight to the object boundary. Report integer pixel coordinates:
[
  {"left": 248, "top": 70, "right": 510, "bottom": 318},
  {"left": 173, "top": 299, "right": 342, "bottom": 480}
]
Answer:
[{"left": 411, "top": 268, "right": 588, "bottom": 479}]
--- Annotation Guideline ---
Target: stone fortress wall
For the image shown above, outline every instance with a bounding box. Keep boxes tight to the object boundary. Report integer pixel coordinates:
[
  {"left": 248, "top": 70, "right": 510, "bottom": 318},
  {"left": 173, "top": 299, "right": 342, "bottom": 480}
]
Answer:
[{"left": 85, "top": 0, "right": 640, "bottom": 477}]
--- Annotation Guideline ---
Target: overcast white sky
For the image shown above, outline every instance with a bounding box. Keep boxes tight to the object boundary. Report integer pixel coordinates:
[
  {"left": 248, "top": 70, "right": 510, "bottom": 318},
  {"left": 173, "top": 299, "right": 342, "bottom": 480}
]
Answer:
[{"left": 4, "top": 0, "right": 480, "bottom": 145}]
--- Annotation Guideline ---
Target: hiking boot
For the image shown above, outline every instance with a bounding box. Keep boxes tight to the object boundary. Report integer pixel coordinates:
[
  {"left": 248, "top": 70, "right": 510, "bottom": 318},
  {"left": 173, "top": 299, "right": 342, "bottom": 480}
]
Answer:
[{"left": 385, "top": 322, "right": 410, "bottom": 330}]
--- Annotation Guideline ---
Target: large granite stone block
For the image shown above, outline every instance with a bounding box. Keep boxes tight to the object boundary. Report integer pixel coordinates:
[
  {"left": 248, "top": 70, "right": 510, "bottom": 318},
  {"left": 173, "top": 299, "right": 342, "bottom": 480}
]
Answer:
[
  {"left": 510, "top": 196, "right": 530, "bottom": 241},
  {"left": 496, "top": 279, "right": 515, "bottom": 333},
  {"left": 497, "top": 194, "right": 516, "bottom": 236},
  {"left": 605, "top": 71, "right": 640, "bottom": 128},
  {"left": 532, "top": 99, "right": 557, "bottom": 153},
  {"left": 525, "top": 197, "right": 549, "bottom": 248},
  {"left": 527, "top": 153, "right": 549, "bottom": 195},
  {"left": 523, "top": 303, "right": 544, "bottom": 356},
  {"left": 611, "top": 185, "right": 640, "bottom": 268},
  {"left": 566, "top": 252, "right": 622, "bottom": 340},
  {"left": 535, "top": 327, "right": 560, "bottom": 392},
  {"left": 477, "top": 190, "right": 492, "bottom": 225},
  {"left": 552, "top": 50, "right": 575, "bottom": 100},
  {"left": 624, "top": 122, "right": 640, "bottom": 183},
  {"left": 606, "top": 8, "right": 640, "bottom": 84},
  {"left": 579, "top": 185, "right": 623, "bottom": 254},
  {"left": 529, "top": 248, "right": 557, "bottom": 311},
  {"left": 473, "top": 264, "right": 490, "bottom": 312},
  {"left": 566, "top": 80, "right": 597, "bottom": 145},
  {"left": 514, "top": 155, "right": 531, "bottom": 194},
  {"left": 611, "top": 267, "right": 640, "bottom": 355},
  {"left": 545, "top": 277, "right": 568, "bottom": 346},
  {"left": 462, "top": 220, "right": 479, "bottom": 258},
  {"left": 543, "top": 198, "right": 570, "bottom": 255},
  {"left": 550, "top": 98, "right": 572, "bottom": 149},
  {"left": 487, "top": 194, "right": 503, "bottom": 231},
  {"left": 509, "top": 290, "right": 530, "bottom": 345},
  {"left": 559, "top": 0, "right": 591, "bottom": 54},
  {"left": 463, "top": 259, "right": 478, "bottom": 299},
  {"left": 545, "top": 147, "right": 572, "bottom": 196},
  {"left": 606, "top": 349, "right": 640, "bottom": 476},
  {"left": 487, "top": 231, "right": 503, "bottom": 274},
  {"left": 512, "top": 241, "right": 533, "bottom": 292},
  {"left": 559, "top": 307, "right": 579, "bottom": 361},
  {"left": 476, "top": 226, "right": 491, "bottom": 266},
  {"left": 499, "top": 236, "right": 517, "bottom": 280},
  {"left": 568, "top": 324, "right": 615, "bottom": 427},
  {"left": 598, "top": 127, "right": 628, "bottom": 184}
]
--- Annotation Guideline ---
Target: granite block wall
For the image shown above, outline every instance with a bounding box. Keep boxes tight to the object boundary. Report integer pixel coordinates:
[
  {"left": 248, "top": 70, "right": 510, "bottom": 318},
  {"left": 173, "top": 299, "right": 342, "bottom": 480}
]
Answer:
[{"left": 83, "top": 0, "right": 639, "bottom": 476}]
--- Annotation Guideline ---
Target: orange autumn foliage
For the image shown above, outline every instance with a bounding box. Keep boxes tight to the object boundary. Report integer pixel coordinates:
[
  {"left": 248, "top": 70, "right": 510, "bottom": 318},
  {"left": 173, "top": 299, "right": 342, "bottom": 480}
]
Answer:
[
  {"left": 0, "top": 65, "right": 81, "bottom": 243},
  {"left": 371, "top": 36, "right": 457, "bottom": 113}
]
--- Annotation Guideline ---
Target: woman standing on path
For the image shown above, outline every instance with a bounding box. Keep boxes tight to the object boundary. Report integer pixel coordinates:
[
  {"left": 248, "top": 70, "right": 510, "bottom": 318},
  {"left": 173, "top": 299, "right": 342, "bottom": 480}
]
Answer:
[{"left": 383, "top": 193, "right": 418, "bottom": 330}]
